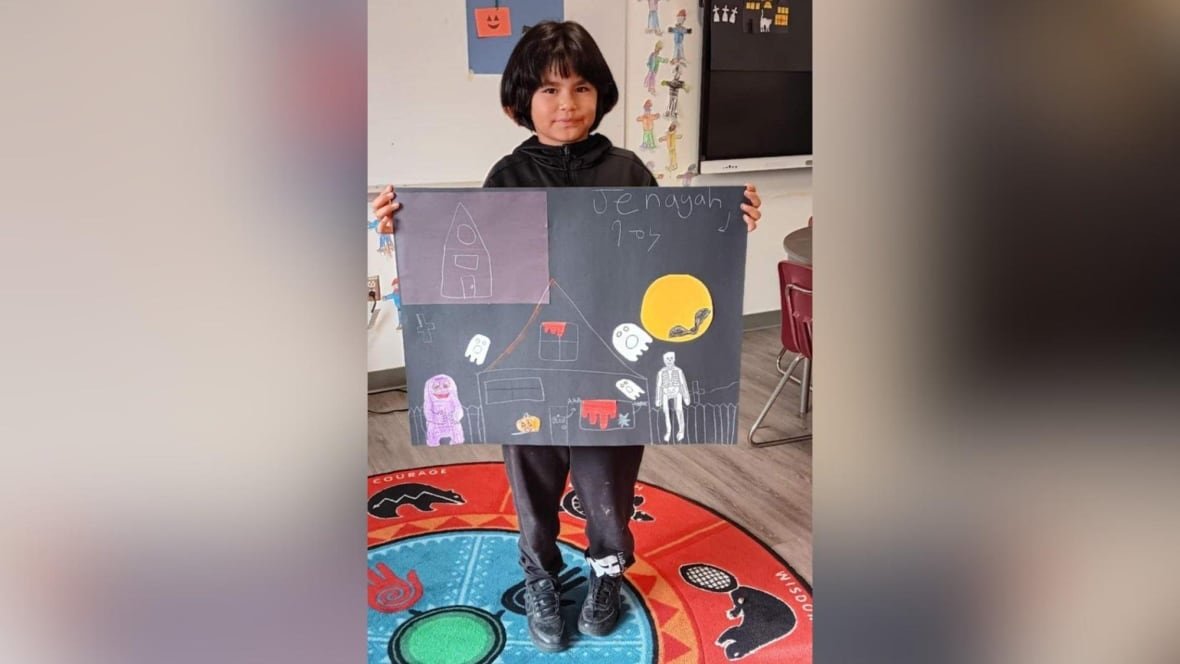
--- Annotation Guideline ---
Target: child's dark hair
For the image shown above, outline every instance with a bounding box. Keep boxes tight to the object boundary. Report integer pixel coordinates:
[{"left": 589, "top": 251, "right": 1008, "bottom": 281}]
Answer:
[{"left": 500, "top": 21, "right": 619, "bottom": 134}]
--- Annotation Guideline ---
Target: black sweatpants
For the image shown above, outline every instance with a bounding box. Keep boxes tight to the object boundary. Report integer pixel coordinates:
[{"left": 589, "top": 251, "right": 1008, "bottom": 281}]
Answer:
[{"left": 503, "top": 444, "right": 645, "bottom": 582}]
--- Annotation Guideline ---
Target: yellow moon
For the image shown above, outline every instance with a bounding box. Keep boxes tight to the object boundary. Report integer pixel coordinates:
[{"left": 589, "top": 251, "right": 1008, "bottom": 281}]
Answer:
[{"left": 640, "top": 274, "right": 714, "bottom": 343}]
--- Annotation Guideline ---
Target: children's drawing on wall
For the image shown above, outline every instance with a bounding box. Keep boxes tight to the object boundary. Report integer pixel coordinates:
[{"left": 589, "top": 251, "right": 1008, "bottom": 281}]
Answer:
[
  {"left": 676, "top": 164, "right": 699, "bottom": 187},
  {"left": 424, "top": 374, "right": 466, "bottom": 446},
  {"left": 382, "top": 277, "right": 403, "bottom": 329},
  {"left": 667, "top": 9, "right": 693, "bottom": 64},
  {"left": 658, "top": 122, "right": 684, "bottom": 172},
  {"left": 639, "top": 0, "right": 667, "bottom": 35},
  {"left": 636, "top": 99, "right": 661, "bottom": 151},
  {"left": 661, "top": 64, "right": 689, "bottom": 119},
  {"left": 441, "top": 202, "right": 494, "bottom": 300},
  {"left": 643, "top": 41, "right": 668, "bottom": 95},
  {"left": 644, "top": 162, "right": 666, "bottom": 180},
  {"left": 369, "top": 218, "right": 395, "bottom": 258},
  {"left": 655, "top": 351, "right": 691, "bottom": 442}
]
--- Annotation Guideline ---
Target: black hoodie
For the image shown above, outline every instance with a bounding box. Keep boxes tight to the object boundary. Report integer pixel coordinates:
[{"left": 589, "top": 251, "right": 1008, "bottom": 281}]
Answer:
[{"left": 482, "top": 134, "right": 658, "bottom": 189}]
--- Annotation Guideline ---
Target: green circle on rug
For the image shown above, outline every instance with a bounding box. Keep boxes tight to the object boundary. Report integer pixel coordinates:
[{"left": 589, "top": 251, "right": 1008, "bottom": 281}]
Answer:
[{"left": 389, "top": 606, "right": 505, "bottom": 664}]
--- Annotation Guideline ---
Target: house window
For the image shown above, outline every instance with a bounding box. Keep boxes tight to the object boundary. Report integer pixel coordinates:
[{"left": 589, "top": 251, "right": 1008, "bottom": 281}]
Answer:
[
  {"left": 539, "top": 322, "right": 578, "bottom": 361},
  {"left": 484, "top": 377, "right": 545, "bottom": 404}
]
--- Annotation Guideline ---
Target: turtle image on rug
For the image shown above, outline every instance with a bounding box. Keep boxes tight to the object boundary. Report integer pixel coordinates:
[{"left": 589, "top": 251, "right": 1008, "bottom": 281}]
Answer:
[{"left": 368, "top": 463, "right": 812, "bottom": 663}]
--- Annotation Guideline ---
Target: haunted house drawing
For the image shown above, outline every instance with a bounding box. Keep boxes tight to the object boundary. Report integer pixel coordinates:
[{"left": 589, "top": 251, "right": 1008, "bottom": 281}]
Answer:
[
  {"left": 476, "top": 280, "right": 655, "bottom": 445},
  {"left": 440, "top": 202, "right": 493, "bottom": 300}
]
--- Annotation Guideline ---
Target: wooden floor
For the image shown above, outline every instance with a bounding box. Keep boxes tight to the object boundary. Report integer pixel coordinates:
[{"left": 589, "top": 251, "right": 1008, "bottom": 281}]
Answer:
[{"left": 368, "top": 326, "right": 812, "bottom": 583}]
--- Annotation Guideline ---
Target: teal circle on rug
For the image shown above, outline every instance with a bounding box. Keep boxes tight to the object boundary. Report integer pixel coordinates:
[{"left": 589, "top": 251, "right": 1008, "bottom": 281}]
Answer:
[{"left": 369, "top": 531, "right": 654, "bottom": 663}]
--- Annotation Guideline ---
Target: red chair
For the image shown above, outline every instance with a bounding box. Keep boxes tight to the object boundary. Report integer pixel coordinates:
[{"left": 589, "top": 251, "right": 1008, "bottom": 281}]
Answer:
[{"left": 749, "top": 260, "right": 813, "bottom": 447}]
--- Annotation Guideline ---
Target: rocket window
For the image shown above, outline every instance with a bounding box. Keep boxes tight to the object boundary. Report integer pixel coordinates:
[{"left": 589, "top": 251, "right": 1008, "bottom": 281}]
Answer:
[{"left": 453, "top": 254, "right": 480, "bottom": 270}]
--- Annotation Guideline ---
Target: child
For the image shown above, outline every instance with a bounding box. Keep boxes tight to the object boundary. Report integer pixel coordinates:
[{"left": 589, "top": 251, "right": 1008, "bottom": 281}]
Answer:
[{"left": 372, "top": 20, "right": 762, "bottom": 653}]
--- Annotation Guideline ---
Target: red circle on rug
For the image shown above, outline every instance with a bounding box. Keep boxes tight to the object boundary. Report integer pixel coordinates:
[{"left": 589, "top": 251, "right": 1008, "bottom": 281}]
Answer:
[{"left": 368, "top": 462, "right": 812, "bottom": 663}]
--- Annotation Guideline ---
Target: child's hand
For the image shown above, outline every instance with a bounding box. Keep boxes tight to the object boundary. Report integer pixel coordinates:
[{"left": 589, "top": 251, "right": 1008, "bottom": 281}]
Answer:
[
  {"left": 741, "top": 183, "right": 762, "bottom": 232},
  {"left": 372, "top": 185, "right": 401, "bottom": 234}
]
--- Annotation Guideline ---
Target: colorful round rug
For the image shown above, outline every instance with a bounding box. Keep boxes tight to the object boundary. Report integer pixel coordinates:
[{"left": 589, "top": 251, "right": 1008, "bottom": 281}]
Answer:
[{"left": 368, "top": 462, "right": 812, "bottom": 663}]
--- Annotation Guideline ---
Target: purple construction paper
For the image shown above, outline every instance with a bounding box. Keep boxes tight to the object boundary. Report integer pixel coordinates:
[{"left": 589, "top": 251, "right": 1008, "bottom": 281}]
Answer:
[{"left": 396, "top": 190, "right": 550, "bottom": 305}]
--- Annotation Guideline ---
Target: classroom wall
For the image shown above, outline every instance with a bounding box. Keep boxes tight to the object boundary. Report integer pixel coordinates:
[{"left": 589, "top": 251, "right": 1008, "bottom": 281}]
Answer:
[{"left": 367, "top": 3, "right": 812, "bottom": 375}]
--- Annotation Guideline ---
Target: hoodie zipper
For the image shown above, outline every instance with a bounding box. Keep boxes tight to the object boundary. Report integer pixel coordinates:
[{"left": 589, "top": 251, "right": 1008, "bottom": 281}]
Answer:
[{"left": 562, "top": 144, "right": 573, "bottom": 185}]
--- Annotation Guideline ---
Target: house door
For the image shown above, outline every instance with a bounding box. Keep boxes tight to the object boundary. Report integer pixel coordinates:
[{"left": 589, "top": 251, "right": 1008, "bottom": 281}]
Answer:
[
  {"left": 462, "top": 274, "right": 477, "bottom": 298},
  {"left": 548, "top": 406, "right": 569, "bottom": 445}
]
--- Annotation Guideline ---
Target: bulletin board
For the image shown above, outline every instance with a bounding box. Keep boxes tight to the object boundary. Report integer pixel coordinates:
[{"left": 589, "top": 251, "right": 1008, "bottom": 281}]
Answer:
[{"left": 368, "top": 0, "right": 627, "bottom": 187}]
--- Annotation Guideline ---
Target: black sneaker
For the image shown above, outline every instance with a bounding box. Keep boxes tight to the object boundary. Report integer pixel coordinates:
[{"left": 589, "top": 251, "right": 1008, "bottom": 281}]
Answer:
[
  {"left": 524, "top": 577, "right": 567, "bottom": 652},
  {"left": 578, "top": 572, "right": 623, "bottom": 637}
]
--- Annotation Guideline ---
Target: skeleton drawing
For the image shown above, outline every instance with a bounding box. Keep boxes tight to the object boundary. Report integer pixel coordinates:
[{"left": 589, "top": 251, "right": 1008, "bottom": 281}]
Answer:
[
  {"left": 423, "top": 374, "right": 465, "bottom": 446},
  {"left": 655, "top": 352, "right": 691, "bottom": 442},
  {"left": 760, "top": 10, "right": 772, "bottom": 32},
  {"left": 660, "top": 65, "right": 690, "bottom": 120}
]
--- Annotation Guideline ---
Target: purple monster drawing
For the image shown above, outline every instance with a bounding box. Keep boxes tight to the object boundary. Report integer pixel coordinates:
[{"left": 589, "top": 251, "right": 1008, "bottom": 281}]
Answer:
[{"left": 423, "top": 374, "right": 465, "bottom": 446}]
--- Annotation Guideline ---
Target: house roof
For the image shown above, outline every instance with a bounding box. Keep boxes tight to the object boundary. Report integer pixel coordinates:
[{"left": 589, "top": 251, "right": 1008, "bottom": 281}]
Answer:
[{"left": 481, "top": 279, "right": 643, "bottom": 378}]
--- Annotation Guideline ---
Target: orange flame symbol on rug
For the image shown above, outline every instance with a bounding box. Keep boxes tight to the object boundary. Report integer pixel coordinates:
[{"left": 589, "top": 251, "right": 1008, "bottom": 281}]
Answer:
[{"left": 367, "top": 563, "right": 422, "bottom": 613}]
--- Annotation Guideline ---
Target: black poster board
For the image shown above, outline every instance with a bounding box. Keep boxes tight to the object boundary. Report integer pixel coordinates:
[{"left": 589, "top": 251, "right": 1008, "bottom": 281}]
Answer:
[{"left": 394, "top": 187, "right": 748, "bottom": 447}]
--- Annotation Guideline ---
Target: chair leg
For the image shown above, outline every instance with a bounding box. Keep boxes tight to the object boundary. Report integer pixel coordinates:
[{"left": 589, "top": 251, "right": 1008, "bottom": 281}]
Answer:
[
  {"left": 749, "top": 350, "right": 810, "bottom": 447},
  {"left": 799, "top": 357, "right": 812, "bottom": 416}
]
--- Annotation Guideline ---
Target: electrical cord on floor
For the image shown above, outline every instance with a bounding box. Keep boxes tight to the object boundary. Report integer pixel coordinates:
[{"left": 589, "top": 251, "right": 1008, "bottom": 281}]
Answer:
[{"left": 368, "top": 385, "right": 408, "bottom": 415}]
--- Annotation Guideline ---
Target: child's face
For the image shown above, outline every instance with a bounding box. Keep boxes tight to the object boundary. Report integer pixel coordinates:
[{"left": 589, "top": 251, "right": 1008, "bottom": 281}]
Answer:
[{"left": 530, "top": 68, "right": 597, "bottom": 146}]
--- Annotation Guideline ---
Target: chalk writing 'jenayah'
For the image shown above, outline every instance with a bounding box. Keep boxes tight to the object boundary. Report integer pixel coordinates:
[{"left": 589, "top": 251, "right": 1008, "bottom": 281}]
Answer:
[{"left": 591, "top": 188, "right": 725, "bottom": 220}]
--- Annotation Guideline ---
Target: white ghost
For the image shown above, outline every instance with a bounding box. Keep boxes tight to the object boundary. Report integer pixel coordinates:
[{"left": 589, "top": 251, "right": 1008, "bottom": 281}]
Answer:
[
  {"left": 616, "top": 379, "right": 646, "bottom": 401},
  {"left": 612, "top": 323, "right": 653, "bottom": 362},
  {"left": 465, "top": 334, "right": 491, "bottom": 365}
]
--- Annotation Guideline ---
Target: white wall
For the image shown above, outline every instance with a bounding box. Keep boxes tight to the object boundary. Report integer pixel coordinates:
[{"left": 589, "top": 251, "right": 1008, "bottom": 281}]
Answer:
[{"left": 367, "top": 2, "right": 812, "bottom": 373}]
